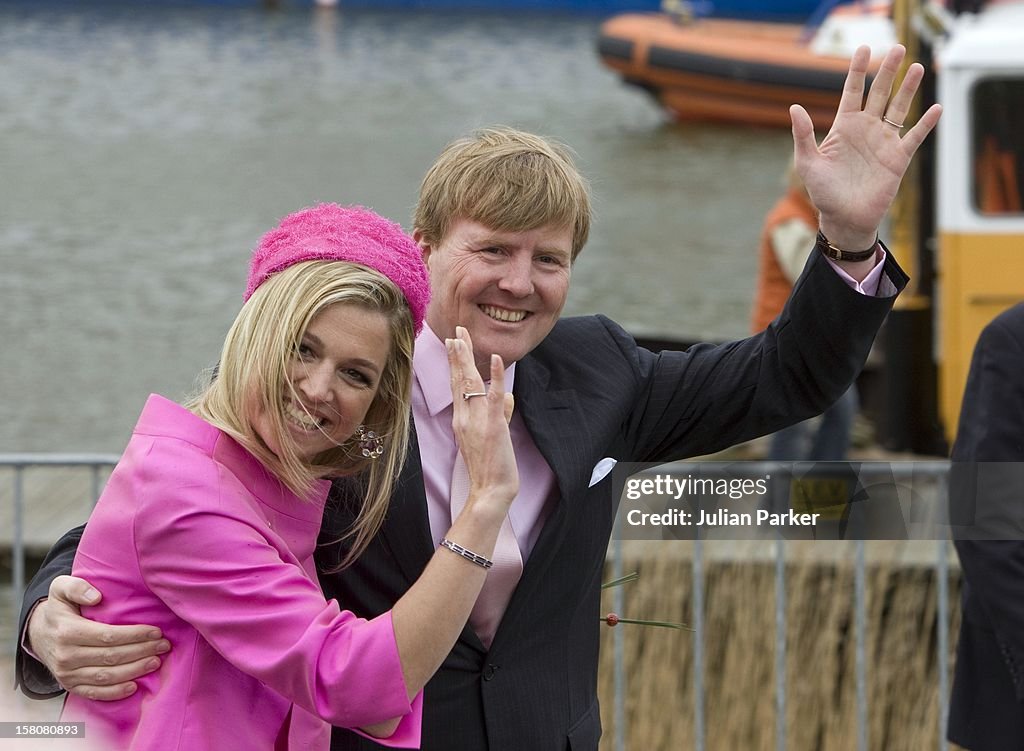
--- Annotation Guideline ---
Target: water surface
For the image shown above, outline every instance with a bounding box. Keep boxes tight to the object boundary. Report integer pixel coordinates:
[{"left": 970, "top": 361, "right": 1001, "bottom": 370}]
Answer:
[{"left": 1, "top": 3, "right": 794, "bottom": 452}]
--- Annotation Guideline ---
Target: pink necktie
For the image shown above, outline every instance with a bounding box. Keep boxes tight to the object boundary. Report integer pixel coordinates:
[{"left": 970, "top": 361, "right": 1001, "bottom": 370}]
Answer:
[{"left": 449, "top": 449, "right": 523, "bottom": 649}]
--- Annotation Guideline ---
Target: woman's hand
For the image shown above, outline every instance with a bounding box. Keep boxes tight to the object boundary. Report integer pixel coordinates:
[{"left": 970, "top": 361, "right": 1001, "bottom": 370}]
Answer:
[
  {"left": 383, "top": 325, "right": 520, "bottom": 704},
  {"left": 446, "top": 326, "right": 519, "bottom": 517}
]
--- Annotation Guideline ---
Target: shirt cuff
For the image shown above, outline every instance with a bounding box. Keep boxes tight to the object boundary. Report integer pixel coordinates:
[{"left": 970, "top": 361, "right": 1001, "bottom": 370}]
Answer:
[
  {"left": 824, "top": 246, "right": 888, "bottom": 296},
  {"left": 21, "top": 599, "right": 45, "bottom": 662},
  {"left": 18, "top": 598, "right": 64, "bottom": 696}
]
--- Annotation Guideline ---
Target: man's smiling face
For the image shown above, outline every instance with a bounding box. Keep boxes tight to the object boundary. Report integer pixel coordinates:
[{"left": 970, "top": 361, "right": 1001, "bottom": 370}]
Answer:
[{"left": 418, "top": 218, "right": 572, "bottom": 375}]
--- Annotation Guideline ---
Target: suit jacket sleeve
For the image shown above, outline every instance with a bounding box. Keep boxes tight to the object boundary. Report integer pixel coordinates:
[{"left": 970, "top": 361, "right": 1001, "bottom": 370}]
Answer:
[
  {"left": 619, "top": 247, "right": 907, "bottom": 461},
  {"left": 950, "top": 305, "right": 1024, "bottom": 700},
  {"left": 15, "top": 524, "right": 84, "bottom": 698}
]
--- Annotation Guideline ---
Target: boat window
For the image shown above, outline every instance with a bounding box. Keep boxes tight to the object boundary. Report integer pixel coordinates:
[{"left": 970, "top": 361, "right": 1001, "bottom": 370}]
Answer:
[{"left": 972, "top": 77, "right": 1024, "bottom": 215}]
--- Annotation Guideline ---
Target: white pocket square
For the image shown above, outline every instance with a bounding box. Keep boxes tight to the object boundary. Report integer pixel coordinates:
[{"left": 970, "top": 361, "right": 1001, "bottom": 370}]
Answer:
[{"left": 589, "top": 457, "right": 617, "bottom": 488}]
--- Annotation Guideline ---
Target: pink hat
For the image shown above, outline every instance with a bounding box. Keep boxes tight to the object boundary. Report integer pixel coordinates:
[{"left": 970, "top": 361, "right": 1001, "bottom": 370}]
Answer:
[{"left": 245, "top": 203, "right": 430, "bottom": 334}]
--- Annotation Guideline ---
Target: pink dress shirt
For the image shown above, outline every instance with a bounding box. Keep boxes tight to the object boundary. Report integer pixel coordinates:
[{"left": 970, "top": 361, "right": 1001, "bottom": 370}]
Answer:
[
  {"left": 412, "top": 325, "right": 557, "bottom": 560},
  {"left": 61, "top": 395, "right": 422, "bottom": 750},
  {"left": 826, "top": 250, "right": 890, "bottom": 296}
]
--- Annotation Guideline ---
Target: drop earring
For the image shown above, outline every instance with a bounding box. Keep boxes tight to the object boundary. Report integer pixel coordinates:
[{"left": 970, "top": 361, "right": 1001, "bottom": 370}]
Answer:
[{"left": 355, "top": 425, "right": 384, "bottom": 459}]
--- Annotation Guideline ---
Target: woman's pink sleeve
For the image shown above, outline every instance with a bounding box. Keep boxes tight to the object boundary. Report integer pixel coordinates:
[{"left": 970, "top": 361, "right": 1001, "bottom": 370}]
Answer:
[{"left": 133, "top": 461, "right": 422, "bottom": 746}]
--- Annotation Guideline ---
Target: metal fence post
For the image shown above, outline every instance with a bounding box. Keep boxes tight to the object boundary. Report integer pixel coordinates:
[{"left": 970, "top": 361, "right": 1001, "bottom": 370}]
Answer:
[
  {"left": 612, "top": 522, "right": 626, "bottom": 751},
  {"left": 12, "top": 466, "right": 25, "bottom": 640},
  {"left": 856, "top": 537, "right": 867, "bottom": 751},
  {"left": 694, "top": 533, "right": 704, "bottom": 751},
  {"left": 775, "top": 533, "right": 787, "bottom": 751}
]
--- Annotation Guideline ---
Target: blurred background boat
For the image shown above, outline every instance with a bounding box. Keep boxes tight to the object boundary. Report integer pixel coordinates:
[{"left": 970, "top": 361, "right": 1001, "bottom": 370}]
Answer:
[
  {"left": 9, "top": 0, "right": 823, "bottom": 21},
  {"left": 597, "top": 0, "right": 896, "bottom": 128},
  {"left": 331, "top": 0, "right": 823, "bottom": 20}
]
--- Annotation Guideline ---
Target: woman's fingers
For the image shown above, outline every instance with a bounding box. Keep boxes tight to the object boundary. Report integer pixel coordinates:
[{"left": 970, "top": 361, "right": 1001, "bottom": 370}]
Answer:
[
  {"left": 447, "top": 326, "right": 485, "bottom": 403},
  {"left": 444, "top": 330, "right": 518, "bottom": 504},
  {"left": 489, "top": 352, "right": 506, "bottom": 405},
  {"left": 503, "top": 392, "right": 515, "bottom": 425},
  {"left": 447, "top": 327, "right": 511, "bottom": 408}
]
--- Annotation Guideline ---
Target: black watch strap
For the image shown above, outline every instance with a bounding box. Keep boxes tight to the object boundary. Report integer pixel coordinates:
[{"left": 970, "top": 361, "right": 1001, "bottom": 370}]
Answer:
[{"left": 816, "top": 230, "right": 878, "bottom": 262}]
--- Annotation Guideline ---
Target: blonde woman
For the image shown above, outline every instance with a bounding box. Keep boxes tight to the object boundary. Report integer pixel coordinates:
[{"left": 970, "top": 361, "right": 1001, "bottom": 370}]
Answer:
[{"left": 58, "top": 203, "right": 518, "bottom": 749}]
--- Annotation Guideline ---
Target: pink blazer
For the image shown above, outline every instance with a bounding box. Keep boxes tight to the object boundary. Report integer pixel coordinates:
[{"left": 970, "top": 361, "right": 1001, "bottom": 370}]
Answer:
[{"left": 61, "top": 395, "right": 422, "bottom": 750}]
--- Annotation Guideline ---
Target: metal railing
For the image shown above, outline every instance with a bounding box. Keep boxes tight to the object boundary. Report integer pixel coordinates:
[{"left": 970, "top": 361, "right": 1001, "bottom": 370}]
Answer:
[
  {"left": 2, "top": 453, "right": 120, "bottom": 638},
  {"left": 4, "top": 455, "right": 955, "bottom": 750},
  {"left": 608, "top": 460, "right": 954, "bottom": 751}
]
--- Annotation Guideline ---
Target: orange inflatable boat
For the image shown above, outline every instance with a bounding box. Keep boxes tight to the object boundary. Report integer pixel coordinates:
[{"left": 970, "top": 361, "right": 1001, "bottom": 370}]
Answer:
[{"left": 597, "top": 2, "right": 895, "bottom": 129}]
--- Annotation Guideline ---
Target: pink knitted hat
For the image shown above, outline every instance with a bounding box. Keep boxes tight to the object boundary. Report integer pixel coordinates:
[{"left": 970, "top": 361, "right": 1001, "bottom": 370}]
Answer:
[{"left": 245, "top": 203, "right": 430, "bottom": 334}]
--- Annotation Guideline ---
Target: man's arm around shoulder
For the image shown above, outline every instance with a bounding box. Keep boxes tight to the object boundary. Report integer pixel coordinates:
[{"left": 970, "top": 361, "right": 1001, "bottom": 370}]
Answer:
[{"left": 16, "top": 525, "right": 169, "bottom": 701}]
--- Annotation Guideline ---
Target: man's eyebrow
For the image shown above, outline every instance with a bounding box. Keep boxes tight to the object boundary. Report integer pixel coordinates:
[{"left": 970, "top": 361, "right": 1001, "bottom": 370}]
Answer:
[{"left": 471, "top": 234, "right": 510, "bottom": 248}]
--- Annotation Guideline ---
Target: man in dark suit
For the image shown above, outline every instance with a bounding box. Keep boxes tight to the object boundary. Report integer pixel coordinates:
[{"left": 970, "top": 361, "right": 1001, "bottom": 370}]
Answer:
[
  {"left": 17, "top": 44, "right": 940, "bottom": 749},
  {"left": 948, "top": 302, "right": 1024, "bottom": 750}
]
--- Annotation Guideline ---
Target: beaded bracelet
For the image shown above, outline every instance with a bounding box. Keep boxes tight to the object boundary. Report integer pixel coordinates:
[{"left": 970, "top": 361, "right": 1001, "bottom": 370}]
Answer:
[{"left": 439, "top": 538, "right": 494, "bottom": 569}]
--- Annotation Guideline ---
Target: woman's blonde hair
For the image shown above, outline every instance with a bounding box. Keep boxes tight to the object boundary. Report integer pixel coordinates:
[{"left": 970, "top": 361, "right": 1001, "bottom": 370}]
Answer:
[{"left": 188, "top": 260, "right": 414, "bottom": 566}]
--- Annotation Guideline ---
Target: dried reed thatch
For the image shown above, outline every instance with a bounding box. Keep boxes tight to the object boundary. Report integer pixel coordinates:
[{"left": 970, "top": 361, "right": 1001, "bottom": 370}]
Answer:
[{"left": 597, "top": 540, "right": 962, "bottom": 750}]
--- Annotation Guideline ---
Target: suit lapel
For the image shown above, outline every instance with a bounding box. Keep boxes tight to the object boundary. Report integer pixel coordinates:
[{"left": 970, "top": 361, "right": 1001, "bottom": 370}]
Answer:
[
  {"left": 514, "top": 355, "right": 583, "bottom": 504},
  {"left": 492, "top": 355, "right": 587, "bottom": 647}
]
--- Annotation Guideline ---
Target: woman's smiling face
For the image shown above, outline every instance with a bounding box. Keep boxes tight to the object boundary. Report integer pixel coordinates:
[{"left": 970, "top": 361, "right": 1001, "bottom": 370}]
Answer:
[{"left": 254, "top": 302, "right": 391, "bottom": 462}]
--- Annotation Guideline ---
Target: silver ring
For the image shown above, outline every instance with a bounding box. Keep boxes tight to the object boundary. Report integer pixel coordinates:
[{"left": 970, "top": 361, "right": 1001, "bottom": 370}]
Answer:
[
  {"left": 881, "top": 115, "right": 904, "bottom": 129},
  {"left": 462, "top": 391, "right": 487, "bottom": 400}
]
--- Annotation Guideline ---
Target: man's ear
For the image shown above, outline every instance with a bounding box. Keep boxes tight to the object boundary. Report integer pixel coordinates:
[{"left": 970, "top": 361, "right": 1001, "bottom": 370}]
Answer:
[{"left": 412, "top": 229, "right": 432, "bottom": 266}]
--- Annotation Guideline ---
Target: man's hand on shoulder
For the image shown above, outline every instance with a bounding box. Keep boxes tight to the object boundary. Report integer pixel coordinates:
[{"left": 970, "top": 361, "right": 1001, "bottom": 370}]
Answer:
[{"left": 27, "top": 575, "right": 170, "bottom": 701}]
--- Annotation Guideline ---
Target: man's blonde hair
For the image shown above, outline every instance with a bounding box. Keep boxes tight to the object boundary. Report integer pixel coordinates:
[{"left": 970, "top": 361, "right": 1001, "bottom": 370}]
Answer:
[
  {"left": 188, "top": 260, "right": 414, "bottom": 566},
  {"left": 414, "top": 126, "right": 592, "bottom": 259}
]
